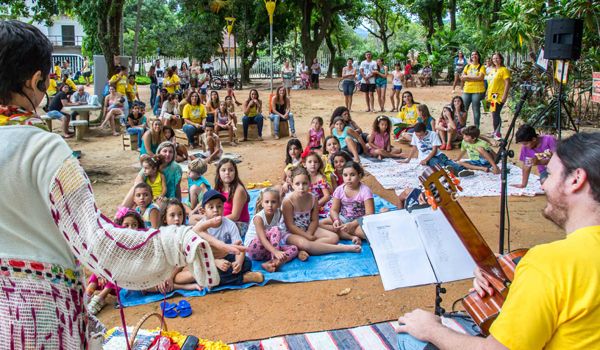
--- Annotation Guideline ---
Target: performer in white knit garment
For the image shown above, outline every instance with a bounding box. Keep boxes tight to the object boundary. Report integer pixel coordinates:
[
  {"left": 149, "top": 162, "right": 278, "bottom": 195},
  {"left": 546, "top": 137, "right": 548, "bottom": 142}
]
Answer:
[{"left": 0, "top": 20, "right": 244, "bottom": 348}]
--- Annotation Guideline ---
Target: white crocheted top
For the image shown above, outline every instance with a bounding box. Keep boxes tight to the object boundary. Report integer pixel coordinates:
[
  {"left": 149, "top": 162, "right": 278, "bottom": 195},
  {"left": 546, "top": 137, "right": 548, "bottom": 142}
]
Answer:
[{"left": 0, "top": 125, "right": 219, "bottom": 290}]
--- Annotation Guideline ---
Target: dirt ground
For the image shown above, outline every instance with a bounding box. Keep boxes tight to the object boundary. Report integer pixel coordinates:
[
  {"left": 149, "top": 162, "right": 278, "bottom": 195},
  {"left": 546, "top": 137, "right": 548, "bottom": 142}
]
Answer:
[{"left": 63, "top": 78, "right": 563, "bottom": 343}]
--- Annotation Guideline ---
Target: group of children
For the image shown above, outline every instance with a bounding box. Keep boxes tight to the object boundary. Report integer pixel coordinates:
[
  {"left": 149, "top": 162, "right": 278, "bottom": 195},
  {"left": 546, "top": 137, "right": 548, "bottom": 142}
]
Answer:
[{"left": 86, "top": 90, "right": 557, "bottom": 315}]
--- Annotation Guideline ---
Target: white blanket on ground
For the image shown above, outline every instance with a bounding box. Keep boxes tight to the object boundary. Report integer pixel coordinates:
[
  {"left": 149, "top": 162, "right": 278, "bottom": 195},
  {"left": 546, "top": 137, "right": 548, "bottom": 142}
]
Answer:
[{"left": 360, "top": 156, "right": 544, "bottom": 197}]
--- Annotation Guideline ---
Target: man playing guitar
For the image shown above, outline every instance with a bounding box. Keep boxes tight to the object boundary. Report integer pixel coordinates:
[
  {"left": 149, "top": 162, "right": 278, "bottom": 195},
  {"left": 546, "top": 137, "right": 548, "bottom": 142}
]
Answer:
[{"left": 397, "top": 132, "right": 600, "bottom": 350}]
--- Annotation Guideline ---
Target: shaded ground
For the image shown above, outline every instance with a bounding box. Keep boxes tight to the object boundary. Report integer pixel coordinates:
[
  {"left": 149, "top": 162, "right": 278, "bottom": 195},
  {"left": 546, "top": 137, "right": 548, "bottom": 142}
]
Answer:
[{"left": 62, "top": 79, "right": 563, "bottom": 343}]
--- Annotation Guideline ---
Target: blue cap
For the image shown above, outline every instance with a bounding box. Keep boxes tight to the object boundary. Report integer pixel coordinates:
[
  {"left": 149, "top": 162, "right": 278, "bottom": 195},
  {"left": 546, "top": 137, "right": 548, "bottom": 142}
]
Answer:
[{"left": 202, "top": 189, "right": 226, "bottom": 207}]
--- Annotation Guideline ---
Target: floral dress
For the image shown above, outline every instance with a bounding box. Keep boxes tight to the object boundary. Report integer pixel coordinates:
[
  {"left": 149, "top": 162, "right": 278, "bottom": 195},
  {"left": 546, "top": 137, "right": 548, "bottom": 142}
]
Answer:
[{"left": 309, "top": 178, "right": 332, "bottom": 218}]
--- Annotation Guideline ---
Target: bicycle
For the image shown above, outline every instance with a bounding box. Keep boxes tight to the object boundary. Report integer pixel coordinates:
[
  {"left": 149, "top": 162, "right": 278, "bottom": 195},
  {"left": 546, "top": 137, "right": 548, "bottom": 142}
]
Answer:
[{"left": 337, "top": 78, "right": 361, "bottom": 93}]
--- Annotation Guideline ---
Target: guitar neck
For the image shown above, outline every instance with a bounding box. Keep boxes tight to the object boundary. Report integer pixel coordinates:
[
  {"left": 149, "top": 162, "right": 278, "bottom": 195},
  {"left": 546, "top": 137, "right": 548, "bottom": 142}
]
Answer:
[{"left": 439, "top": 201, "right": 509, "bottom": 285}]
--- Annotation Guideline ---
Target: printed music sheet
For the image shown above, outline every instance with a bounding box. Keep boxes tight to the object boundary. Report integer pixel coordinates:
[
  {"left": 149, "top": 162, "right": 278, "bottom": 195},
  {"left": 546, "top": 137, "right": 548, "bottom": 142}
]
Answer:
[{"left": 363, "top": 208, "right": 476, "bottom": 290}]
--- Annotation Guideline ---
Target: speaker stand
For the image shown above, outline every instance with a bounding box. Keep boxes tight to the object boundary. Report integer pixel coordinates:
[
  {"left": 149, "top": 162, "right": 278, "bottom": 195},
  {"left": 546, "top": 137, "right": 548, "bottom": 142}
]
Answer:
[{"left": 530, "top": 60, "right": 578, "bottom": 139}]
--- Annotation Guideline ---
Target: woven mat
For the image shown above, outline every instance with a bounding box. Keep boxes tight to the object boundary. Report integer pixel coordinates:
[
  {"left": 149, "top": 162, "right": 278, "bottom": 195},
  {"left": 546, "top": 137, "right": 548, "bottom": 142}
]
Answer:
[{"left": 360, "top": 156, "right": 544, "bottom": 197}]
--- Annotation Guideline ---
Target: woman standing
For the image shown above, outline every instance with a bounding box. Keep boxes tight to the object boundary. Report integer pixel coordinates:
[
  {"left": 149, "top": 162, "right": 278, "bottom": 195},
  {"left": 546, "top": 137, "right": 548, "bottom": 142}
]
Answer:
[
  {"left": 179, "top": 61, "right": 190, "bottom": 94},
  {"left": 148, "top": 65, "right": 158, "bottom": 108},
  {"left": 281, "top": 60, "right": 294, "bottom": 96},
  {"left": 241, "top": 89, "right": 264, "bottom": 141},
  {"left": 270, "top": 86, "right": 296, "bottom": 139},
  {"left": 461, "top": 51, "right": 486, "bottom": 128},
  {"left": 311, "top": 58, "right": 321, "bottom": 89},
  {"left": 452, "top": 51, "right": 467, "bottom": 93},
  {"left": 374, "top": 57, "right": 388, "bottom": 112},
  {"left": 486, "top": 52, "right": 511, "bottom": 139},
  {"left": 0, "top": 20, "right": 236, "bottom": 348},
  {"left": 341, "top": 58, "right": 356, "bottom": 111}
]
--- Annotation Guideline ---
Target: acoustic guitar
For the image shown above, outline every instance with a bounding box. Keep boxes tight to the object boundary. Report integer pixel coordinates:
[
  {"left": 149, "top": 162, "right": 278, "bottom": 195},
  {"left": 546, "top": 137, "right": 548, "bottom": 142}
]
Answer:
[{"left": 418, "top": 165, "right": 527, "bottom": 335}]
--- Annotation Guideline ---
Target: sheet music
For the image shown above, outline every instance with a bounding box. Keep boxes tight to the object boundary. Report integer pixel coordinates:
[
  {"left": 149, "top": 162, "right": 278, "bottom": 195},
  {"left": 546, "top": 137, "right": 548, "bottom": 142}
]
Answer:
[
  {"left": 363, "top": 208, "right": 475, "bottom": 291},
  {"left": 363, "top": 210, "right": 437, "bottom": 290},
  {"left": 411, "top": 208, "right": 476, "bottom": 283}
]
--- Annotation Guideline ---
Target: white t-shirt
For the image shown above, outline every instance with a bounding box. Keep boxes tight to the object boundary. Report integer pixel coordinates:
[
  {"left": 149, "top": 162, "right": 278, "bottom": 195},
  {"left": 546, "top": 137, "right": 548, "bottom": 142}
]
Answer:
[
  {"left": 392, "top": 69, "right": 403, "bottom": 86},
  {"left": 244, "top": 209, "right": 283, "bottom": 246},
  {"left": 205, "top": 217, "right": 241, "bottom": 244},
  {"left": 411, "top": 130, "right": 442, "bottom": 161},
  {"left": 360, "top": 60, "right": 378, "bottom": 84}
]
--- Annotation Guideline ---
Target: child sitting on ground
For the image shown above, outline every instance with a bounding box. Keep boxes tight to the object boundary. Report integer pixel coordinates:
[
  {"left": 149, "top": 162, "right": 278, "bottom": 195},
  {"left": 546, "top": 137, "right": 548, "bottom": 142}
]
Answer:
[
  {"left": 153, "top": 199, "right": 205, "bottom": 292},
  {"left": 401, "top": 122, "right": 474, "bottom": 177},
  {"left": 86, "top": 208, "right": 145, "bottom": 315},
  {"left": 306, "top": 116, "right": 325, "bottom": 152},
  {"left": 141, "top": 155, "right": 166, "bottom": 202},
  {"left": 200, "top": 122, "right": 223, "bottom": 163},
  {"left": 331, "top": 117, "right": 368, "bottom": 163},
  {"left": 436, "top": 105, "right": 458, "bottom": 150},
  {"left": 188, "top": 158, "right": 211, "bottom": 210},
  {"left": 330, "top": 151, "right": 353, "bottom": 187},
  {"left": 323, "top": 136, "right": 346, "bottom": 188},
  {"left": 280, "top": 139, "right": 303, "bottom": 194},
  {"left": 133, "top": 182, "right": 161, "bottom": 228},
  {"left": 245, "top": 188, "right": 306, "bottom": 272},
  {"left": 282, "top": 166, "right": 361, "bottom": 256},
  {"left": 304, "top": 151, "right": 333, "bottom": 218},
  {"left": 454, "top": 125, "right": 500, "bottom": 174},
  {"left": 321, "top": 161, "right": 374, "bottom": 244},
  {"left": 368, "top": 115, "right": 404, "bottom": 159},
  {"left": 512, "top": 124, "right": 556, "bottom": 188},
  {"left": 201, "top": 189, "right": 264, "bottom": 285}
]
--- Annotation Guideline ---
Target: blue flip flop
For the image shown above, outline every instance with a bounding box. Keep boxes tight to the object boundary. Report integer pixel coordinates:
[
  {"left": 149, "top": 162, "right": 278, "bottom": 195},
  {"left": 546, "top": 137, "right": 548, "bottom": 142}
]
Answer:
[
  {"left": 177, "top": 299, "right": 193, "bottom": 318},
  {"left": 160, "top": 301, "right": 178, "bottom": 318}
]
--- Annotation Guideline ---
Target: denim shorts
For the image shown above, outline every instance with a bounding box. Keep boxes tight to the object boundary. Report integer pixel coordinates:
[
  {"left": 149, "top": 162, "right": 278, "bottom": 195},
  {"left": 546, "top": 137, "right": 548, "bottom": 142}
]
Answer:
[
  {"left": 393, "top": 85, "right": 403, "bottom": 91},
  {"left": 465, "top": 159, "right": 491, "bottom": 167},
  {"left": 342, "top": 80, "right": 355, "bottom": 96}
]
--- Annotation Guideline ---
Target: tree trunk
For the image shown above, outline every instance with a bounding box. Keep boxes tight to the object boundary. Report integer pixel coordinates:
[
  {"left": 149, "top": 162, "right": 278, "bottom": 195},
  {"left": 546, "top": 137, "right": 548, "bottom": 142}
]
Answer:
[
  {"left": 426, "top": 13, "right": 434, "bottom": 54},
  {"left": 130, "top": 0, "right": 144, "bottom": 74},
  {"left": 241, "top": 45, "right": 258, "bottom": 84},
  {"left": 299, "top": 0, "right": 333, "bottom": 68},
  {"left": 97, "top": 0, "right": 126, "bottom": 78},
  {"left": 325, "top": 32, "right": 335, "bottom": 78},
  {"left": 448, "top": 0, "right": 456, "bottom": 31},
  {"left": 492, "top": 0, "right": 502, "bottom": 23}
]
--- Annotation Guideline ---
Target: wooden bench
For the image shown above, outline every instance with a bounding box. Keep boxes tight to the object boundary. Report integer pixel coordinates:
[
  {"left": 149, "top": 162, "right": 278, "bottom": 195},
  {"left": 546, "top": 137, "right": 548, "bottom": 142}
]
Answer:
[
  {"left": 41, "top": 114, "right": 53, "bottom": 131},
  {"left": 122, "top": 133, "right": 138, "bottom": 151},
  {"left": 270, "top": 119, "right": 290, "bottom": 138},
  {"left": 235, "top": 122, "right": 259, "bottom": 140}
]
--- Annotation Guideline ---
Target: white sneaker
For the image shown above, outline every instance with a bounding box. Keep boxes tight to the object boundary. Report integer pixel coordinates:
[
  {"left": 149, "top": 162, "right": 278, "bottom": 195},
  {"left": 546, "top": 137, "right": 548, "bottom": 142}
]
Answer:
[{"left": 87, "top": 295, "right": 106, "bottom": 315}]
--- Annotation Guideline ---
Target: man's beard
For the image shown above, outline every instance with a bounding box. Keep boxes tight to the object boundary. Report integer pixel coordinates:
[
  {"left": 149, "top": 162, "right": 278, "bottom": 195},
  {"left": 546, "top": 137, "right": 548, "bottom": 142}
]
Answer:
[{"left": 542, "top": 191, "right": 569, "bottom": 229}]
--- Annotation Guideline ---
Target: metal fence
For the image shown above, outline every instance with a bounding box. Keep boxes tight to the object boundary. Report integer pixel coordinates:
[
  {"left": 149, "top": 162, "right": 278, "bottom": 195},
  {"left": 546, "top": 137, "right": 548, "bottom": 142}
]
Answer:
[
  {"left": 137, "top": 52, "right": 332, "bottom": 79},
  {"left": 52, "top": 53, "right": 85, "bottom": 76}
]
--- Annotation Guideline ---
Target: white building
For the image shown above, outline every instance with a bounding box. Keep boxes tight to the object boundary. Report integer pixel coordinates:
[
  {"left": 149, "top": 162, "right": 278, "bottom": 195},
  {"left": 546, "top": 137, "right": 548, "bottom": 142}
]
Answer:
[{"left": 20, "top": 1, "right": 85, "bottom": 55}]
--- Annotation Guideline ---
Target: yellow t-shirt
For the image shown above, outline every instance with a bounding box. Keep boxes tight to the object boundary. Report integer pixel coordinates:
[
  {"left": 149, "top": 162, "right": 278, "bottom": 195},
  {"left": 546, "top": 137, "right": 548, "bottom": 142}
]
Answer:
[
  {"left": 109, "top": 74, "right": 128, "bottom": 95},
  {"left": 490, "top": 225, "right": 600, "bottom": 350},
  {"left": 47, "top": 79, "right": 58, "bottom": 96},
  {"left": 145, "top": 174, "right": 163, "bottom": 199},
  {"left": 487, "top": 66, "right": 511, "bottom": 102},
  {"left": 126, "top": 82, "right": 137, "bottom": 101},
  {"left": 462, "top": 64, "right": 486, "bottom": 94},
  {"left": 54, "top": 65, "right": 62, "bottom": 80},
  {"left": 397, "top": 104, "right": 419, "bottom": 125},
  {"left": 183, "top": 104, "right": 207, "bottom": 124},
  {"left": 65, "top": 78, "right": 77, "bottom": 91},
  {"left": 164, "top": 74, "right": 180, "bottom": 94}
]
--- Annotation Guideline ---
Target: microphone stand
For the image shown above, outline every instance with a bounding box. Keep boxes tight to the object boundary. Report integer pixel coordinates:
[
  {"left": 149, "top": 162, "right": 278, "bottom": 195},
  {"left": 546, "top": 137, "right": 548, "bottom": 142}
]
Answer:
[{"left": 497, "top": 88, "right": 531, "bottom": 254}]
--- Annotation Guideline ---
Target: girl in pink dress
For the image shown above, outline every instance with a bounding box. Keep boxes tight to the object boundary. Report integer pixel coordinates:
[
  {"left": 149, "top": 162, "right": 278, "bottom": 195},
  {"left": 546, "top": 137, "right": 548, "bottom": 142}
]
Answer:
[{"left": 368, "top": 115, "right": 404, "bottom": 159}]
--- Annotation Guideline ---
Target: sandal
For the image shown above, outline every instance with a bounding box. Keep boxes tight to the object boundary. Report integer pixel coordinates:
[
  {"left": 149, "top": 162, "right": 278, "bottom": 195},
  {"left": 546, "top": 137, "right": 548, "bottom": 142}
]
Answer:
[
  {"left": 160, "top": 301, "right": 178, "bottom": 318},
  {"left": 177, "top": 299, "right": 193, "bottom": 318},
  {"left": 63, "top": 134, "right": 74, "bottom": 139}
]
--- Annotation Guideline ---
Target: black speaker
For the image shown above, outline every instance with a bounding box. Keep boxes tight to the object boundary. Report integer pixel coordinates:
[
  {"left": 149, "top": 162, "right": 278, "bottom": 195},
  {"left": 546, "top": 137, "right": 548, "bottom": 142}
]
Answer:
[{"left": 544, "top": 18, "right": 583, "bottom": 60}]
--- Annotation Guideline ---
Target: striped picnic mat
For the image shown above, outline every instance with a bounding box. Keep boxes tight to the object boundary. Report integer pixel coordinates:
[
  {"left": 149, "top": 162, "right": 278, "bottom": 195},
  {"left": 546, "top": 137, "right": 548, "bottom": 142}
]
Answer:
[
  {"left": 230, "top": 316, "right": 474, "bottom": 350},
  {"left": 230, "top": 321, "right": 400, "bottom": 350}
]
